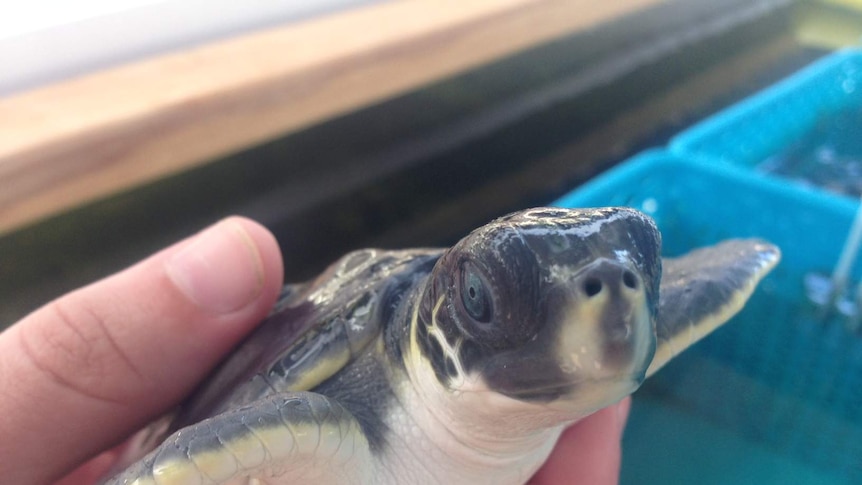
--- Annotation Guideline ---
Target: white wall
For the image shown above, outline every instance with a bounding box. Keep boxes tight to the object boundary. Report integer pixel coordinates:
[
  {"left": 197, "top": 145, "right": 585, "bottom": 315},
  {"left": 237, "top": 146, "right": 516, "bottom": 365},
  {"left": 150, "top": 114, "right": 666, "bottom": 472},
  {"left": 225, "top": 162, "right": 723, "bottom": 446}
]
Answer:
[{"left": 0, "top": 0, "right": 385, "bottom": 96}]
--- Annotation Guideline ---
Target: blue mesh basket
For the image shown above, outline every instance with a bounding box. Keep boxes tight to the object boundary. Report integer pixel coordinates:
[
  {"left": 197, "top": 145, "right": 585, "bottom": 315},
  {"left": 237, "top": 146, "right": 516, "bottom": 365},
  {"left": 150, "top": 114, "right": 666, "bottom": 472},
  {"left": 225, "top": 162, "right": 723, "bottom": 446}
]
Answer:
[
  {"left": 670, "top": 48, "right": 862, "bottom": 201},
  {"left": 554, "top": 150, "right": 862, "bottom": 483}
]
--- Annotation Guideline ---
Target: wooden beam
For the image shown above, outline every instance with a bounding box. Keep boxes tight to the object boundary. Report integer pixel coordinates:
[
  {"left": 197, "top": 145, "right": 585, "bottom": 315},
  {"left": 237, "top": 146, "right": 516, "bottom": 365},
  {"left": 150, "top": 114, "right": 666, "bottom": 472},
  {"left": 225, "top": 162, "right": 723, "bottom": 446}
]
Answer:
[{"left": 0, "top": 0, "right": 660, "bottom": 235}]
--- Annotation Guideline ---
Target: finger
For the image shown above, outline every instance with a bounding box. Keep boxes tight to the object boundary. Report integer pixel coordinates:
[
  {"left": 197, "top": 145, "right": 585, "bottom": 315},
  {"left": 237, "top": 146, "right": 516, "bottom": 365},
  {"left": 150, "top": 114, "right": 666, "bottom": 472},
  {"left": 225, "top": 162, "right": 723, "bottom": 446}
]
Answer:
[
  {"left": 530, "top": 397, "right": 632, "bottom": 485},
  {"left": 0, "top": 217, "right": 283, "bottom": 484},
  {"left": 54, "top": 450, "right": 117, "bottom": 485}
]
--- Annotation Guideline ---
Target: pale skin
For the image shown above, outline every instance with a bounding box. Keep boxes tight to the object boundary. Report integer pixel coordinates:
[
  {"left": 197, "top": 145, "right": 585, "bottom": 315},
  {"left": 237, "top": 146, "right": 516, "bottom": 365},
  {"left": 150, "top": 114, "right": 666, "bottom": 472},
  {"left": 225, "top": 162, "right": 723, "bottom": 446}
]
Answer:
[{"left": 0, "top": 217, "right": 630, "bottom": 485}]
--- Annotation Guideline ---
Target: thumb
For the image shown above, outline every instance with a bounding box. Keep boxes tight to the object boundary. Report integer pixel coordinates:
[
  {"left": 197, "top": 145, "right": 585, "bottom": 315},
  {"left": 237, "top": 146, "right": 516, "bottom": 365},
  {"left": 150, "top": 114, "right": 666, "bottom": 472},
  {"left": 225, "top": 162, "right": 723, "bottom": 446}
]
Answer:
[
  {"left": 0, "top": 217, "right": 283, "bottom": 484},
  {"left": 530, "top": 397, "right": 631, "bottom": 485}
]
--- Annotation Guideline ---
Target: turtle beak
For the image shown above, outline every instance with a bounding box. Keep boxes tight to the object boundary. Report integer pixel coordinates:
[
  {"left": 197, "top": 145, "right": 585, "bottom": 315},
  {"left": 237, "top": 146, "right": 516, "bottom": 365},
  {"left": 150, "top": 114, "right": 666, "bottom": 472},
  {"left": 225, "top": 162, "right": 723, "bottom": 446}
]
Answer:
[
  {"left": 556, "top": 258, "right": 654, "bottom": 384},
  {"left": 480, "top": 256, "right": 656, "bottom": 414},
  {"left": 537, "top": 256, "right": 656, "bottom": 413}
]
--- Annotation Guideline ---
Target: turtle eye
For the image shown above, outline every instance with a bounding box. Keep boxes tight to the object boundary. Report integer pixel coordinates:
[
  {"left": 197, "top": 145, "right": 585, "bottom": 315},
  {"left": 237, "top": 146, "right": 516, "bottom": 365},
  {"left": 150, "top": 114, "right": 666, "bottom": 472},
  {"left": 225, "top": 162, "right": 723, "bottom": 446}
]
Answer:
[{"left": 460, "top": 262, "right": 492, "bottom": 323}]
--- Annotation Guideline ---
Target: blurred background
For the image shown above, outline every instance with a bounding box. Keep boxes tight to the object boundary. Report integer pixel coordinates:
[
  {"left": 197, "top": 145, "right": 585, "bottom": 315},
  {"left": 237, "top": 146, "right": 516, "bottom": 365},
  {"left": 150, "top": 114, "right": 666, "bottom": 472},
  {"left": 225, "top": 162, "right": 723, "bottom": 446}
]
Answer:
[{"left": 2, "top": 0, "right": 861, "bottom": 483}]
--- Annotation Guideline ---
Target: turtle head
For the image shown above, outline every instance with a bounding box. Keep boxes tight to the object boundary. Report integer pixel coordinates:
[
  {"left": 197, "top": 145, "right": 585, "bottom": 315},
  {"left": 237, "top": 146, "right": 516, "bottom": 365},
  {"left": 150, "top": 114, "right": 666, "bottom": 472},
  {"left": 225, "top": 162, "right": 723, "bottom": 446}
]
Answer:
[{"left": 413, "top": 207, "right": 662, "bottom": 416}]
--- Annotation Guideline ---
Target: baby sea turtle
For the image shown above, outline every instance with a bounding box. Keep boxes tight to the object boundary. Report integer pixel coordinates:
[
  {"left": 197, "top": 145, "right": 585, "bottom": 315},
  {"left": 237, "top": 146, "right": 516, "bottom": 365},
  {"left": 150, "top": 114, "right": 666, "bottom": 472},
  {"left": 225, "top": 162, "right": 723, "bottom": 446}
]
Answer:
[{"left": 108, "top": 207, "right": 779, "bottom": 485}]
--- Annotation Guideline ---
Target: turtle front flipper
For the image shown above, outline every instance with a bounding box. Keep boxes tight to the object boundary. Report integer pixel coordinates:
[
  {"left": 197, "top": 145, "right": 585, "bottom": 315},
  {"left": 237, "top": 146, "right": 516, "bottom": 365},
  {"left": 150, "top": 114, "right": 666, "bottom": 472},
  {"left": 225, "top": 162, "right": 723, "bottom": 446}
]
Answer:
[
  {"left": 105, "top": 392, "right": 372, "bottom": 485},
  {"left": 647, "top": 239, "right": 780, "bottom": 377}
]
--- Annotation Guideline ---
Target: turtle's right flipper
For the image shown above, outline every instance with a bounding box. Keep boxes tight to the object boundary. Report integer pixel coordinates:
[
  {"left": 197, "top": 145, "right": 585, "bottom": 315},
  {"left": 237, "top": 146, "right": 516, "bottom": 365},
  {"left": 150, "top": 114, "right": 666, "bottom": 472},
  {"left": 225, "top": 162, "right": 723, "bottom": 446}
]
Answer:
[
  {"left": 647, "top": 239, "right": 780, "bottom": 377},
  {"left": 105, "top": 392, "right": 371, "bottom": 485}
]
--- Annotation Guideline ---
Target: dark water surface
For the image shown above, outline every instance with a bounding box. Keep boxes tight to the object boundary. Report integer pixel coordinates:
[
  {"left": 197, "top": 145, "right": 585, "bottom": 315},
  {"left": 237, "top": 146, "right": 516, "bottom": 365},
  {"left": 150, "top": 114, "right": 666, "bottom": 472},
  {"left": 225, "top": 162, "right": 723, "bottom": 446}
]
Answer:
[{"left": 759, "top": 105, "right": 862, "bottom": 198}]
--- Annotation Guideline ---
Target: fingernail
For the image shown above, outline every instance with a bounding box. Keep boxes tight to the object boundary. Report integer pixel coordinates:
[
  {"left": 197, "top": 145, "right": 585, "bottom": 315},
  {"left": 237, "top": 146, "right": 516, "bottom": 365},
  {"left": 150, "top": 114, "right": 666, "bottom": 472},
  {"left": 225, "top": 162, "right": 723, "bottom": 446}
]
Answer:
[{"left": 166, "top": 219, "right": 265, "bottom": 314}]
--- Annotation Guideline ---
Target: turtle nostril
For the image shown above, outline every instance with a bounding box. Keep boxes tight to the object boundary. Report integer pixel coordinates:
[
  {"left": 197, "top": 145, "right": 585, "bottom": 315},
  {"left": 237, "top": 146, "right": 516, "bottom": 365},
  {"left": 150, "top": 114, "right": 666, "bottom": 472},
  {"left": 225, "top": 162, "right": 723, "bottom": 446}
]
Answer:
[
  {"left": 622, "top": 270, "right": 638, "bottom": 290},
  {"left": 583, "top": 278, "right": 603, "bottom": 297}
]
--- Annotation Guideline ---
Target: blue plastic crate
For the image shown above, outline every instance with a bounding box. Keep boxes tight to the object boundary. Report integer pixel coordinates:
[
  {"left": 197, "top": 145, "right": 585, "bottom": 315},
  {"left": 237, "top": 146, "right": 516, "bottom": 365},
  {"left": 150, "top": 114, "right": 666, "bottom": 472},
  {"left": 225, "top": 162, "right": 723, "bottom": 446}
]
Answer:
[
  {"left": 670, "top": 48, "right": 862, "bottom": 200},
  {"left": 554, "top": 150, "right": 862, "bottom": 483}
]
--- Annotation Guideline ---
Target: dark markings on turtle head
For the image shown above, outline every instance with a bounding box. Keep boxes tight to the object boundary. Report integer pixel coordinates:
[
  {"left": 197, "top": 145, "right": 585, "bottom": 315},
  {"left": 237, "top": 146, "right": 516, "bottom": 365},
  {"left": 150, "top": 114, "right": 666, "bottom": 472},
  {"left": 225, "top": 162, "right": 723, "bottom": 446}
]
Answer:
[
  {"left": 425, "top": 333, "right": 449, "bottom": 382},
  {"left": 410, "top": 207, "right": 663, "bottom": 398},
  {"left": 381, "top": 253, "right": 440, "bottom": 371},
  {"left": 408, "top": 281, "right": 463, "bottom": 384},
  {"left": 444, "top": 356, "right": 458, "bottom": 379},
  {"left": 416, "top": 315, "right": 429, "bottom": 341}
]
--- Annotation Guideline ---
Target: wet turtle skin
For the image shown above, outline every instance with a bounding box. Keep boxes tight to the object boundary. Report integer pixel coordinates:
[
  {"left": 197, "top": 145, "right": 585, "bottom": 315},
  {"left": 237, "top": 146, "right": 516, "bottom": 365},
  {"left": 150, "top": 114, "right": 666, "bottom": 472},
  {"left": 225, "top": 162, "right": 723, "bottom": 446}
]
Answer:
[{"left": 106, "top": 207, "right": 780, "bottom": 485}]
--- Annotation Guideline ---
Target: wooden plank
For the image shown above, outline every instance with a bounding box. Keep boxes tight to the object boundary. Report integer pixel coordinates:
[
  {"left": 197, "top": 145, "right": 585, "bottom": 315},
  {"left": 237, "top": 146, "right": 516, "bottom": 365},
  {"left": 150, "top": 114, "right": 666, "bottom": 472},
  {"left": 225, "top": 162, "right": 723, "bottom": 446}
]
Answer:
[{"left": 0, "top": 0, "right": 660, "bottom": 235}]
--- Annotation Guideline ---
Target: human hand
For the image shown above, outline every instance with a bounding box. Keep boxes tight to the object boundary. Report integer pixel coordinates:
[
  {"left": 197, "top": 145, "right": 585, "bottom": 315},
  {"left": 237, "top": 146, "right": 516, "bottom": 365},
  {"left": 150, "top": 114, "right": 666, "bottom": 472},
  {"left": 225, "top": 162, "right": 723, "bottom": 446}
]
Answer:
[
  {"left": 0, "top": 218, "right": 284, "bottom": 484},
  {"left": 0, "top": 217, "right": 629, "bottom": 485},
  {"left": 530, "top": 398, "right": 631, "bottom": 485}
]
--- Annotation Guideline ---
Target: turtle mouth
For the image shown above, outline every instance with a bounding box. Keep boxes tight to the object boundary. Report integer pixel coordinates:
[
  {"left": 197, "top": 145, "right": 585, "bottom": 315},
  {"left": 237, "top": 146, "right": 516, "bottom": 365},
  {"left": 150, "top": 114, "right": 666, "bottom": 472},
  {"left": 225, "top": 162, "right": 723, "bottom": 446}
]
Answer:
[
  {"left": 502, "top": 386, "right": 570, "bottom": 402},
  {"left": 494, "top": 373, "right": 643, "bottom": 405}
]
